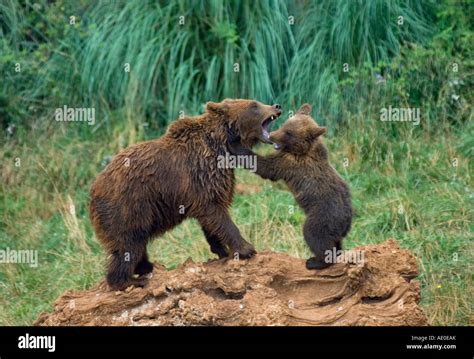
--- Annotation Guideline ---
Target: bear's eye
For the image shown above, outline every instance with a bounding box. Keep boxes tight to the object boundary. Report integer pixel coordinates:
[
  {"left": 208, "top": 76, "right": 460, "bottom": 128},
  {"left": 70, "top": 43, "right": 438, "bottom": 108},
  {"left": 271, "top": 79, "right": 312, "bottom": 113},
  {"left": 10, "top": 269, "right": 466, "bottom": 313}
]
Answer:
[
  {"left": 285, "top": 131, "right": 293, "bottom": 137},
  {"left": 250, "top": 101, "right": 258, "bottom": 109}
]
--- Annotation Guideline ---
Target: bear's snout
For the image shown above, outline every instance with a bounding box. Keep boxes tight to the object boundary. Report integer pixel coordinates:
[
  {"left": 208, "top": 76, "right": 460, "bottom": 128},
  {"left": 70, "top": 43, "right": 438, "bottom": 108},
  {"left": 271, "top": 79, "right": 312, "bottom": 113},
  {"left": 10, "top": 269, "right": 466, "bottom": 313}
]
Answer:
[{"left": 272, "top": 104, "right": 282, "bottom": 115}]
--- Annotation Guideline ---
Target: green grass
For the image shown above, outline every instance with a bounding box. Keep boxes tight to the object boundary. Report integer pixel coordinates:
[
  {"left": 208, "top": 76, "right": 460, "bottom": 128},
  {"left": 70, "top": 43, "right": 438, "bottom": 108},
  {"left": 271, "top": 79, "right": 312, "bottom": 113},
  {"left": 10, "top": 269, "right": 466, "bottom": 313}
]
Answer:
[{"left": 0, "top": 116, "right": 472, "bottom": 325}]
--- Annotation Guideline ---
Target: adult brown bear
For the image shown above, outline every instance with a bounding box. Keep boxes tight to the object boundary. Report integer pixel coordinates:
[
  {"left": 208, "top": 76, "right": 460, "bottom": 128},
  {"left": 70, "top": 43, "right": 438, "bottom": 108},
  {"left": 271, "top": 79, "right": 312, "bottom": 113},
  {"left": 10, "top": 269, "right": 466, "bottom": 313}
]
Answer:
[{"left": 90, "top": 99, "right": 281, "bottom": 290}]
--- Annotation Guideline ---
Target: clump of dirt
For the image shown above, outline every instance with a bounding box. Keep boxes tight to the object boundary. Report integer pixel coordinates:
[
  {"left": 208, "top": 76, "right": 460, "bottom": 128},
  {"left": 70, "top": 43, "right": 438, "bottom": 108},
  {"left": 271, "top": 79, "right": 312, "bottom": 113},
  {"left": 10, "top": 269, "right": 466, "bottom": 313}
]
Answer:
[{"left": 35, "top": 239, "right": 427, "bottom": 326}]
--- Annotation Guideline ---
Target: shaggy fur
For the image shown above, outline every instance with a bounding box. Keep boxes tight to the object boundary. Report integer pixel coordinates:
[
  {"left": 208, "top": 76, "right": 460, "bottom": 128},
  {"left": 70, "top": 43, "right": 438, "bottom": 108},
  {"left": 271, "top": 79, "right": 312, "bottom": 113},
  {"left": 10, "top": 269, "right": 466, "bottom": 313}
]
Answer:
[
  {"left": 229, "top": 104, "right": 352, "bottom": 269},
  {"left": 90, "top": 99, "right": 281, "bottom": 290}
]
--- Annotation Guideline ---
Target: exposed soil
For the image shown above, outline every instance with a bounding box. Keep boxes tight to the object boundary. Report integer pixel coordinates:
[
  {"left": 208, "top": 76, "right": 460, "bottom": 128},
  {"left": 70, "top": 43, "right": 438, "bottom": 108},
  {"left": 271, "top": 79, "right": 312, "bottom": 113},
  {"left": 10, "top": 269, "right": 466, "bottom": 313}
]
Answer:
[
  {"left": 35, "top": 239, "right": 427, "bottom": 326},
  {"left": 234, "top": 183, "right": 262, "bottom": 195}
]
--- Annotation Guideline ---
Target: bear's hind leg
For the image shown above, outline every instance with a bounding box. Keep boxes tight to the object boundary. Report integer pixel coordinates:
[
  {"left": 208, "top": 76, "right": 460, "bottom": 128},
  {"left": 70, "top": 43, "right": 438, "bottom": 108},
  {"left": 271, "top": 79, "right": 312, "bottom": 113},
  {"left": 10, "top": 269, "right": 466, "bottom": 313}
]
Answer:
[
  {"left": 106, "top": 237, "right": 148, "bottom": 290},
  {"left": 306, "top": 257, "right": 332, "bottom": 270},
  {"left": 303, "top": 219, "right": 338, "bottom": 270}
]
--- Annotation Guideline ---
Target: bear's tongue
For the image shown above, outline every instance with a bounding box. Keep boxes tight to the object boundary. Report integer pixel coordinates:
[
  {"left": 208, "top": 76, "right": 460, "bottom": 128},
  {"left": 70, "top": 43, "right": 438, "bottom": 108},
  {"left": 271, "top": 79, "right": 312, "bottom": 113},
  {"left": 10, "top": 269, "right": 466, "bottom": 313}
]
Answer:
[
  {"left": 261, "top": 116, "right": 275, "bottom": 140},
  {"left": 263, "top": 129, "right": 270, "bottom": 140}
]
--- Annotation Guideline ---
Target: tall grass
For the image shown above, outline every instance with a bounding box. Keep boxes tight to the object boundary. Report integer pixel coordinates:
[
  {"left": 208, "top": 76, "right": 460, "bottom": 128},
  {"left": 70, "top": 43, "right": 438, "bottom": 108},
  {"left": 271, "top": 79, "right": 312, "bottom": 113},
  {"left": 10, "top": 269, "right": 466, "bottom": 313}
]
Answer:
[
  {"left": 77, "top": 0, "right": 296, "bottom": 128},
  {"left": 286, "top": 0, "right": 433, "bottom": 117},
  {"left": 1, "top": 0, "right": 439, "bottom": 130}
]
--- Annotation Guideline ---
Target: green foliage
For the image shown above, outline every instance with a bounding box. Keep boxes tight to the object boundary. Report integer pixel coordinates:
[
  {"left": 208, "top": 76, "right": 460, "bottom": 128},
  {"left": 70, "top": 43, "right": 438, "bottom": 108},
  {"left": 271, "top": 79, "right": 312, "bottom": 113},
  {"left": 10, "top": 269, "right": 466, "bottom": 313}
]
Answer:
[{"left": 2, "top": 0, "right": 462, "bottom": 131}]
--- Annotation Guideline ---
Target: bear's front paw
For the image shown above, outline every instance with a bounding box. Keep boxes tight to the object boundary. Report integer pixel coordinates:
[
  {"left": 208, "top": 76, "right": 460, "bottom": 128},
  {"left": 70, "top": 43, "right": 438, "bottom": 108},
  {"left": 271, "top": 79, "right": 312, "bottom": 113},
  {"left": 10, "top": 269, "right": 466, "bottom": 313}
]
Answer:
[
  {"left": 232, "top": 242, "right": 256, "bottom": 259},
  {"left": 134, "top": 259, "right": 154, "bottom": 276}
]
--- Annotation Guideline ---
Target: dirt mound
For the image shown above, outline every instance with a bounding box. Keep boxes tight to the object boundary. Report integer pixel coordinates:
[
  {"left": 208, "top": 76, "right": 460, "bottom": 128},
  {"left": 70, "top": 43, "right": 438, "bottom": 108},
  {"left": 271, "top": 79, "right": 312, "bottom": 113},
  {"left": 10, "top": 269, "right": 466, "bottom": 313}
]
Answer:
[{"left": 35, "top": 239, "right": 427, "bottom": 326}]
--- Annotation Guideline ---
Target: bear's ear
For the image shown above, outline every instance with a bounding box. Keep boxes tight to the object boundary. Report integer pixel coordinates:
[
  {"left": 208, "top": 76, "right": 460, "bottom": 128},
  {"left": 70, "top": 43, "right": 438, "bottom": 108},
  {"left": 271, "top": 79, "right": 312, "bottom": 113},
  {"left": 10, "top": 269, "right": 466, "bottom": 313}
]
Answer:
[
  {"left": 314, "top": 126, "right": 326, "bottom": 137},
  {"left": 297, "top": 103, "right": 312, "bottom": 115},
  {"left": 308, "top": 126, "right": 326, "bottom": 141},
  {"left": 206, "top": 101, "right": 227, "bottom": 115}
]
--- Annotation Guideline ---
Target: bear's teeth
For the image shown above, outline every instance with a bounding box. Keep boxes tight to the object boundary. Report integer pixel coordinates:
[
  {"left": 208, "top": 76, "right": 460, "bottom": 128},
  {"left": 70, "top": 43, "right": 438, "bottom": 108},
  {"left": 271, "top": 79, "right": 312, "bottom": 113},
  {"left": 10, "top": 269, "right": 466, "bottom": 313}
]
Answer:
[{"left": 270, "top": 115, "right": 275, "bottom": 120}]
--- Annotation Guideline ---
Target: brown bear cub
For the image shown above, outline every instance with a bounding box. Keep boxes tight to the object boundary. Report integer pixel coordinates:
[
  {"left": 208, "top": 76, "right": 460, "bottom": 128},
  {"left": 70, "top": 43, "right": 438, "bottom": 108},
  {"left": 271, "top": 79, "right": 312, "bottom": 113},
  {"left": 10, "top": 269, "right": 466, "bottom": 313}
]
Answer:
[
  {"left": 90, "top": 99, "right": 281, "bottom": 290},
  {"left": 228, "top": 104, "right": 352, "bottom": 269}
]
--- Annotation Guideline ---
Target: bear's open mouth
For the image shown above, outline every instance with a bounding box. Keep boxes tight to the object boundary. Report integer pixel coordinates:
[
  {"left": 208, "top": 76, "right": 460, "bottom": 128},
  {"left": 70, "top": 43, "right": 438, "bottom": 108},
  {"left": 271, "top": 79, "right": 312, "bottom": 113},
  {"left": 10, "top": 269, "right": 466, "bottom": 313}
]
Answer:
[{"left": 261, "top": 115, "right": 277, "bottom": 143}]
